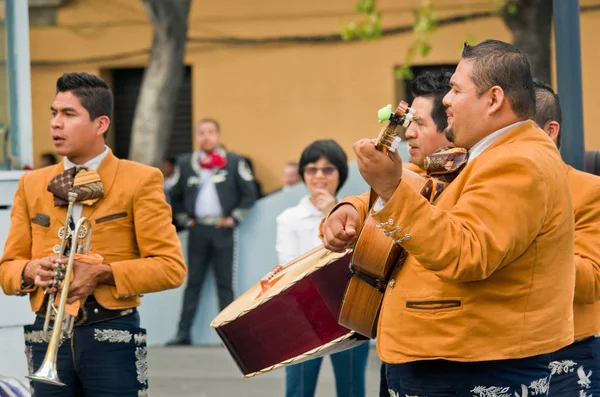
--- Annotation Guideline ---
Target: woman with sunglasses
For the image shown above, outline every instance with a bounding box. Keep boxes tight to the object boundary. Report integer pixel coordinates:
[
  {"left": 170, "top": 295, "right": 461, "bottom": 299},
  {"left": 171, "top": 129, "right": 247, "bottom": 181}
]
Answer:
[{"left": 276, "top": 139, "right": 370, "bottom": 397}]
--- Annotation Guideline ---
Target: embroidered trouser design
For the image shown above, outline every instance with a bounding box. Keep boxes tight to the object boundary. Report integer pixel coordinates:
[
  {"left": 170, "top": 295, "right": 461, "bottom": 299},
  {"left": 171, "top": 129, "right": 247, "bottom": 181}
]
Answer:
[
  {"left": 547, "top": 338, "right": 600, "bottom": 396},
  {"left": 382, "top": 354, "right": 552, "bottom": 397},
  {"left": 24, "top": 312, "right": 148, "bottom": 397}
]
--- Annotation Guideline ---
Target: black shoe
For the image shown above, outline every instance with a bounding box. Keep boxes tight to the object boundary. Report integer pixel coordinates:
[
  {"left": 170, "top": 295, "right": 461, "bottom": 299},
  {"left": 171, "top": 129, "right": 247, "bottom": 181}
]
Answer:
[{"left": 165, "top": 335, "right": 192, "bottom": 346}]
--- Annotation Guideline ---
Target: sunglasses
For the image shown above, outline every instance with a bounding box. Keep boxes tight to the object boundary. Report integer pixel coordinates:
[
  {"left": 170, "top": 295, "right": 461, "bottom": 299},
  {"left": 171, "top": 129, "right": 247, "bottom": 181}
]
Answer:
[{"left": 304, "top": 166, "right": 337, "bottom": 176}]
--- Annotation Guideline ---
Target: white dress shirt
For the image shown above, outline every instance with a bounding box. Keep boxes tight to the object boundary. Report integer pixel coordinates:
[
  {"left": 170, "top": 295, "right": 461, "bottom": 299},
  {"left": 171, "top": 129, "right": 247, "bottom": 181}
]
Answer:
[
  {"left": 276, "top": 195, "right": 328, "bottom": 265},
  {"left": 466, "top": 120, "right": 529, "bottom": 164},
  {"left": 194, "top": 168, "right": 224, "bottom": 218},
  {"left": 63, "top": 145, "right": 109, "bottom": 224}
]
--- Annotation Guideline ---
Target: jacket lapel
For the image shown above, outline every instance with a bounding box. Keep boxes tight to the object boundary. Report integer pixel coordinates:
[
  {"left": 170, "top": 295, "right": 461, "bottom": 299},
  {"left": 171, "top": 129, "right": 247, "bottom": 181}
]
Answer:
[{"left": 45, "top": 163, "right": 69, "bottom": 226}]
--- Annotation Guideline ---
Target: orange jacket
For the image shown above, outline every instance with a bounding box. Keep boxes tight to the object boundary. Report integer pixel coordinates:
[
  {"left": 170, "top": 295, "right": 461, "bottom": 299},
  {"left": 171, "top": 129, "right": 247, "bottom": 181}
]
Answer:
[
  {"left": 567, "top": 165, "right": 600, "bottom": 340},
  {"left": 330, "top": 121, "right": 575, "bottom": 363},
  {"left": 403, "top": 161, "right": 427, "bottom": 176},
  {"left": 0, "top": 150, "right": 187, "bottom": 312}
]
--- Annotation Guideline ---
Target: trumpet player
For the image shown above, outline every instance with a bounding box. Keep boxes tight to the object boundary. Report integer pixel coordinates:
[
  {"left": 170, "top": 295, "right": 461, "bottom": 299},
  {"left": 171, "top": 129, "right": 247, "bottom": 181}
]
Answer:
[{"left": 0, "top": 72, "right": 187, "bottom": 397}]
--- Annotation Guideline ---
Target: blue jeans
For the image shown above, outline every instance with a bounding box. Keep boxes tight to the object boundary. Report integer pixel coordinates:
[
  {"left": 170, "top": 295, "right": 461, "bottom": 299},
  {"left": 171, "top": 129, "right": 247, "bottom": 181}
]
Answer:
[
  {"left": 548, "top": 337, "right": 600, "bottom": 396},
  {"left": 381, "top": 354, "right": 552, "bottom": 397},
  {"left": 24, "top": 311, "right": 148, "bottom": 397},
  {"left": 285, "top": 342, "right": 370, "bottom": 397}
]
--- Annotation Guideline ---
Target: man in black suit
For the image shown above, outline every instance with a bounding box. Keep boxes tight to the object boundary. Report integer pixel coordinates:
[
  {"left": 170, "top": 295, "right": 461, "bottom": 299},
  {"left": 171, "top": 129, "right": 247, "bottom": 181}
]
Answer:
[{"left": 167, "top": 118, "right": 258, "bottom": 346}]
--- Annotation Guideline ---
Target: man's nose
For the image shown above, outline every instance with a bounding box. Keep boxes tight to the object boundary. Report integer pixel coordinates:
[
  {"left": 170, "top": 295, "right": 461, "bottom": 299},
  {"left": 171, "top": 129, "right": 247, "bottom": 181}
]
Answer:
[{"left": 405, "top": 124, "right": 417, "bottom": 139}]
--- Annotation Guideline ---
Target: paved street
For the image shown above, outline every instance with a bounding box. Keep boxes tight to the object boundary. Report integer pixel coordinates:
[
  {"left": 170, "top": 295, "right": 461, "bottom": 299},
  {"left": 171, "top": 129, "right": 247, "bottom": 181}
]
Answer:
[{"left": 148, "top": 345, "right": 382, "bottom": 397}]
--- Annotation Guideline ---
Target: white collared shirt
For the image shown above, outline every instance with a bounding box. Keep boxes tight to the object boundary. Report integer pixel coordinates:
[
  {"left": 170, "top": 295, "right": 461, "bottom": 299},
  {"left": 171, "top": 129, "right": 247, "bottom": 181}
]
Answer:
[
  {"left": 467, "top": 120, "right": 529, "bottom": 164},
  {"left": 63, "top": 145, "right": 109, "bottom": 224},
  {"left": 194, "top": 168, "right": 224, "bottom": 218},
  {"left": 276, "top": 195, "right": 329, "bottom": 265}
]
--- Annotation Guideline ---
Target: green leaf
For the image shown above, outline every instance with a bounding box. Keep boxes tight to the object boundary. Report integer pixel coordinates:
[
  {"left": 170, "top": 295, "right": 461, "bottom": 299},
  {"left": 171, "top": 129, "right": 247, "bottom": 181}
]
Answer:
[
  {"left": 507, "top": 3, "right": 518, "bottom": 15},
  {"left": 396, "top": 66, "right": 414, "bottom": 81}
]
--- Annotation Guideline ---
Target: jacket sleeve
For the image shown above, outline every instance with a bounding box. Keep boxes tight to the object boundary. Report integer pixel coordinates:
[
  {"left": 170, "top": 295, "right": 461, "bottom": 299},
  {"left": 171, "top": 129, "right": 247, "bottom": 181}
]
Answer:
[
  {"left": 231, "top": 157, "right": 258, "bottom": 224},
  {"left": 109, "top": 169, "right": 187, "bottom": 298},
  {"left": 0, "top": 175, "right": 37, "bottom": 295},
  {"left": 318, "top": 165, "right": 429, "bottom": 239},
  {"left": 572, "top": 179, "right": 600, "bottom": 304},
  {"left": 168, "top": 156, "right": 186, "bottom": 214},
  {"left": 372, "top": 153, "right": 551, "bottom": 282}
]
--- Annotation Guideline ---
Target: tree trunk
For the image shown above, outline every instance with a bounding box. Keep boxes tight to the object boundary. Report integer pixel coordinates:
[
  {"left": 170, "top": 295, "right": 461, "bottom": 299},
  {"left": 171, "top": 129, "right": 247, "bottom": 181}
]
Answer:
[
  {"left": 129, "top": 0, "right": 191, "bottom": 167},
  {"left": 501, "top": 0, "right": 553, "bottom": 83}
]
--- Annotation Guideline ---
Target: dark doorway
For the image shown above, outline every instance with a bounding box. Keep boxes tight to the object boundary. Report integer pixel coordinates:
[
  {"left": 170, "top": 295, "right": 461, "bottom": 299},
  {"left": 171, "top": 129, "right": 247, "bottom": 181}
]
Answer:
[{"left": 111, "top": 66, "right": 193, "bottom": 161}]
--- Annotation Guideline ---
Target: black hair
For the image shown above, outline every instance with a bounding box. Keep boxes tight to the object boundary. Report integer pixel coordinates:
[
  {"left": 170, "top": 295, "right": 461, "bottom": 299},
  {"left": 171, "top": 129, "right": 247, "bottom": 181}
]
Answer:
[
  {"left": 56, "top": 72, "right": 113, "bottom": 121},
  {"left": 298, "top": 139, "right": 348, "bottom": 193},
  {"left": 533, "top": 79, "right": 563, "bottom": 149},
  {"left": 410, "top": 70, "right": 453, "bottom": 132},
  {"left": 462, "top": 40, "right": 535, "bottom": 118}
]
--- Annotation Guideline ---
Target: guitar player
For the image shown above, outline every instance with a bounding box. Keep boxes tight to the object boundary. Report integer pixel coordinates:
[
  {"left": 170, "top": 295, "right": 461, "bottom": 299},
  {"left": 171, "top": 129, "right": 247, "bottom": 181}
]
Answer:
[
  {"left": 402, "top": 70, "right": 455, "bottom": 177},
  {"left": 322, "top": 40, "right": 575, "bottom": 396}
]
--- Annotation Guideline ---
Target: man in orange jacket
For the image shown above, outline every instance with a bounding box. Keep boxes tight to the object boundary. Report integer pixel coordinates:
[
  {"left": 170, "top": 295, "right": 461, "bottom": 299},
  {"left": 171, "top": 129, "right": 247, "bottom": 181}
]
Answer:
[
  {"left": 322, "top": 40, "right": 575, "bottom": 395},
  {"left": 533, "top": 80, "right": 600, "bottom": 395},
  {"left": 0, "top": 72, "right": 187, "bottom": 396},
  {"left": 403, "top": 70, "right": 454, "bottom": 176}
]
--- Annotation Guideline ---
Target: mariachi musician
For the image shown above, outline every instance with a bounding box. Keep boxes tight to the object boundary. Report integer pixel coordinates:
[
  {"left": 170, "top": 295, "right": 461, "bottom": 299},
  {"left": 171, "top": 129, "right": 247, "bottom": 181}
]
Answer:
[{"left": 0, "top": 72, "right": 186, "bottom": 397}]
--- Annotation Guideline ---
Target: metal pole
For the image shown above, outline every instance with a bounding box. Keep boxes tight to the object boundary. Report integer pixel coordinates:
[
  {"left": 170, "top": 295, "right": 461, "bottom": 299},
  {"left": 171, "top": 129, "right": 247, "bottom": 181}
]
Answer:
[
  {"left": 6, "top": 0, "right": 33, "bottom": 170},
  {"left": 553, "top": 0, "right": 585, "bottom": 170}
]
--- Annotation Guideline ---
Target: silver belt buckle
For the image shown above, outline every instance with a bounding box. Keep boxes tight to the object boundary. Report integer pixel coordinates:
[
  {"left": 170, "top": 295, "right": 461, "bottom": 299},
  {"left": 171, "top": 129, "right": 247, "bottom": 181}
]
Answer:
[{"left": 196, "top": 216, "right": 223, "bottom": 226}]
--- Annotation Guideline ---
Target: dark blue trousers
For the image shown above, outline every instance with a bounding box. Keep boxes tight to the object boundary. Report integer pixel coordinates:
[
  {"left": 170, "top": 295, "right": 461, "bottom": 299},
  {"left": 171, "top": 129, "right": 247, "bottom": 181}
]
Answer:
[
  {"left": 24, "top": 312, "right": 148, "bottom": 397},
  {"left": 380, "top": 354, "right": 552, "bottom": 397},
  {"left": 285, "top": 342, "right": 370, "bottom": 397},
  {"left": 548, "top": 337, "right": 600, "bottom": 396}
]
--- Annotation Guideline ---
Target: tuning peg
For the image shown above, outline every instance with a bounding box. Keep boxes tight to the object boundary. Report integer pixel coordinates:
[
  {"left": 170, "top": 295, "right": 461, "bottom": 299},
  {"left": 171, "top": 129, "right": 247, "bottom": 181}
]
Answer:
[{"left": 390, "top": 137, "right": 402, "bottom": 152}]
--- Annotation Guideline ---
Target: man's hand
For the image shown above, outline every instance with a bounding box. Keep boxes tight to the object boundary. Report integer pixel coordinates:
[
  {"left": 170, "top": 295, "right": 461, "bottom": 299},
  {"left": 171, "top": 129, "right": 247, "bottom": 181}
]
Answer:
[
  {"left": 216, "top": 216, "right": 236, "bottom": 228},
  {"left": 314, "top": 189, "right": 337, "bottom": 214},
  {"left": 322, "top": 204, "right": 360, "bottom": 253},
  {"left": 353, "top": 138, "right": 403, "bottom": 202},
  {"left": 51, "top": 258, "right": 113, "bottom": 304},
  {"left": 26, "top": 257, "right": 57, "bottom": 290}
]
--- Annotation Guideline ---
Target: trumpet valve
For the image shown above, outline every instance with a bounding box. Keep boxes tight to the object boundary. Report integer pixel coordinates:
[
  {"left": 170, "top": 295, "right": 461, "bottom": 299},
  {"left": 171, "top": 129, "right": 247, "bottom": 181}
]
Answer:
[
  {"left": 77, "top": 225, "right": 88, "bottom": 239},
  {"left": 57, "top": 226, "right": 72, "bottom": 240}
]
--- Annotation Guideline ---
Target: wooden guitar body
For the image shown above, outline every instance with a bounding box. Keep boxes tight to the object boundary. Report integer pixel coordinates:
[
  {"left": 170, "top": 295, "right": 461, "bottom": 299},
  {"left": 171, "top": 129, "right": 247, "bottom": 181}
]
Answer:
[{"left": 338, "top": 105, "right": 427, "bottom": 338}]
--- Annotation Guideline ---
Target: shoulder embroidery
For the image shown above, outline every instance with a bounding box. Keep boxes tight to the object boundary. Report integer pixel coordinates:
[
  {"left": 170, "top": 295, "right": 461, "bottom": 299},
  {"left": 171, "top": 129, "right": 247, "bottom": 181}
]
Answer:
[{"left": 238, "top": 159, "right": 254, "bottom": 182}]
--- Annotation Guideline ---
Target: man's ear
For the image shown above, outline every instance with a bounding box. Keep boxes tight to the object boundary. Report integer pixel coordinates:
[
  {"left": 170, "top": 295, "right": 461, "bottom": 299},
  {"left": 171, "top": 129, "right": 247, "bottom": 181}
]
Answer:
[
  {"left": 95, "top": 115, "right": 110, "bottom": 137},
  {"left": 487, "top": 86, "right": 505, "bottom": 116},
  {"left": 544, "top": 121, "right": 561, "bottom": 145}
]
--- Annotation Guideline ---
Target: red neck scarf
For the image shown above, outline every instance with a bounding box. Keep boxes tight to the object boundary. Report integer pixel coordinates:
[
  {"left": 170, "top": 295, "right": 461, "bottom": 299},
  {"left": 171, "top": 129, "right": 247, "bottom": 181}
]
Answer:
[{"left": 199, "top": 151, "right": 227, "bottom": 170}]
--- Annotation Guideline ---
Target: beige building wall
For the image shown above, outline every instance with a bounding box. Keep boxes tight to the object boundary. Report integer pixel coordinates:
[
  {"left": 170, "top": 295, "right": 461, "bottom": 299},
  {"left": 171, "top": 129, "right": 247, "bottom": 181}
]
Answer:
[{"left": 27, "top": 0, "right": 600, "bottom": 192}]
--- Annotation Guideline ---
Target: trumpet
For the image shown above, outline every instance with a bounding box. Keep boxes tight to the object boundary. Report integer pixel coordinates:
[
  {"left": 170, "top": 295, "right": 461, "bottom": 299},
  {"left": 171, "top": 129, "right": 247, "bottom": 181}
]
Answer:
[{"left": 27, "top": 191, "right": 93, "bottom": 387}]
